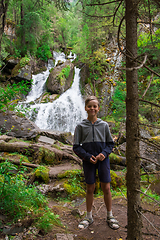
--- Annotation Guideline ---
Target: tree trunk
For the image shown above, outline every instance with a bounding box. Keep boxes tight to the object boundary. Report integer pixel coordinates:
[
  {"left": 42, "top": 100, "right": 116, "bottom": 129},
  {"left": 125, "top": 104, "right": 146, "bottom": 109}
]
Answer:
[
  {"left": 0, "top": 0, "right": 9, "bottom": 54},
  {"left": 20, "top": 0, "right": 25, "bottom": 55},
  {"left": 125, "top": 0, "right": 142, "bottom": 239}
]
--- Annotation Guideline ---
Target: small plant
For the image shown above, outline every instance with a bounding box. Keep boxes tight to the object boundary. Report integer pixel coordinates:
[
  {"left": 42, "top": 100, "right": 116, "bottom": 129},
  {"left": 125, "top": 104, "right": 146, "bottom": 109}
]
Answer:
[
  {"left": 36, "top": 44, "right": 52, "bottom": 61},
  {"left": 57, "top": 65, "right": 71, "bottom": 86},
  {"left": 34, "top": 166, "right": 49, "bottom": 183},
  {"left": 0, "top": 81, "right": 30, "bottom": 111},
  {"left": 58, "top": 169, "right": 86, "bottom": 199},
  {"left": 0, "top": 160, "right": 62, "bottom": 233},
  {"left": 0, "top": 120, "right": 15, "bottom": 135},
  {"left": 36, "top": 210, "right": 62, "bottom": 233}
]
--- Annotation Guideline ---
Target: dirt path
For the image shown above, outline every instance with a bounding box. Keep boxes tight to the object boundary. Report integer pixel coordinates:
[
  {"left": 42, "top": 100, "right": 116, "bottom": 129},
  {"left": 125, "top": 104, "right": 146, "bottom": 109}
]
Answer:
[
  {"left": 0, "top": 160, "right": 159, "bottom": 240},
  {"left": 36, "top": 196, "right": 160, "bottom": 240}
]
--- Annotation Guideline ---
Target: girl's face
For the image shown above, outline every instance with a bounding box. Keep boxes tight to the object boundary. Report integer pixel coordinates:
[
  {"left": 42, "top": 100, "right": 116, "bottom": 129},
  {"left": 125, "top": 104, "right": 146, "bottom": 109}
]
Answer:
[{"left": 85, "top": 100, "right": 100, "bottom": 118}]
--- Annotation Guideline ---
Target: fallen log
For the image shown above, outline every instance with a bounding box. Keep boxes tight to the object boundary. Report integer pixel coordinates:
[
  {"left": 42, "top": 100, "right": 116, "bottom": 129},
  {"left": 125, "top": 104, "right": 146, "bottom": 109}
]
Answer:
[
  {"left": 0, "top": 157, "right": 39, "bottom": 168},
  {"left": 109, "top": 153, "right": 126, "bottom": 166},
  {"left": 0, "top": 140, "right": 82, "bottom": 165}
]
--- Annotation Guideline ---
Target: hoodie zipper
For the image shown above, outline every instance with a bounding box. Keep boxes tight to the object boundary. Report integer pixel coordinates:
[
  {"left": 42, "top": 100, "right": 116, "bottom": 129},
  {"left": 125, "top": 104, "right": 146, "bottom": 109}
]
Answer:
[{"left": 92, "top": 123, "right": 94, "bottom": 142}]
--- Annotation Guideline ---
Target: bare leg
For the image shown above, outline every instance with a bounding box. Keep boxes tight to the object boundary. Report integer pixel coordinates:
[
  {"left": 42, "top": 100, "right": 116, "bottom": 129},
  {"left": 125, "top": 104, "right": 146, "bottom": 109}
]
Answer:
[
  {"left": 86, "top": 183, "right": 95, "bottom": 212},
  {"left": 101, "top": 182, "right": 112, "bottom": 211}
]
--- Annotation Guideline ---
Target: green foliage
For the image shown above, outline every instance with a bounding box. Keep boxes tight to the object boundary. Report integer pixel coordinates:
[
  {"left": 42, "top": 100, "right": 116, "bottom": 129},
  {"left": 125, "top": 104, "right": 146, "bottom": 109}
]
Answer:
[
  {"left": 0, "top": 160, "right": 62, "bottom": 232},
  {"left": 0, "top": 81, "right": 30, "bottom": 111},
  {"left": 36, "top": 211, "right": 62, "bottom": 233},
  {"left": 0, "top": 34, "right": 11, "bottom": 67},
  {"left": 19, "top": 56, "right": 30, "bottom": 67},
  {"left": 110, "top": 80, "right": 126, "bottom": 122},
  {"left": 34, "top": 166, "right": 49, "bottom": 183},
  {"left": 58, "top": 169, "right": 85, "bottom": 199},
  {"left": 57, "top": 65, "right": 71, "bottom": 86},
  {"left": 36, "top": 44, "right": 52, "bottom": 61},
  {"left": 137, "top": 28, "right": 160, "bottom": 74}
]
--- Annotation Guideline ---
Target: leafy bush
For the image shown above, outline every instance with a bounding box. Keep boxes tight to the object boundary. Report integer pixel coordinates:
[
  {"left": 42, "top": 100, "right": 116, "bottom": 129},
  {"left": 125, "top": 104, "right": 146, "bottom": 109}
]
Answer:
[
  {"left": 110, "top": 80, "right": 126, "bottom": 122},
  {"left": 58, "top": 169, "right": 85, "bottom": 199},
  {"left": 0, "top": 160, "right": 62, "bottom": 232},
  {"left": 57, "top": 65, "right": 71, "bottom": 86},
  {"left": 0, "top": 81, "right": 30, "bottom": 111},
  {"left": 36, "top": 44, "right": 52, "bottom": 61}
]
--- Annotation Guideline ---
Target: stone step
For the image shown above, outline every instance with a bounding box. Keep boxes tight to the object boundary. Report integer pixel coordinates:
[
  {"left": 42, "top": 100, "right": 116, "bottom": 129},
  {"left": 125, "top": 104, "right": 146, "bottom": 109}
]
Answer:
[
  {"left": 38, "top": 135, "right": 56, "bottom": 145},
  {"left": 56, "top": 233, "right": 74, "bottom": 240}
]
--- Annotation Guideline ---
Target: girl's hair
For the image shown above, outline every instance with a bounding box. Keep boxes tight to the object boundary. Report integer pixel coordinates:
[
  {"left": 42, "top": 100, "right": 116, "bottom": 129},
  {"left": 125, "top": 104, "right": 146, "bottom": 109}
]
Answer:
[{"left": 85, "top": 96, "right": 100, "bottom": 107}]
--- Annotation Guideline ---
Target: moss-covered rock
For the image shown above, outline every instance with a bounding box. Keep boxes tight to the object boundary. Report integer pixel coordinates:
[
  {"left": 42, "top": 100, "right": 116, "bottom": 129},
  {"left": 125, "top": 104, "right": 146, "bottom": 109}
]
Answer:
[
  {"left": 46, "top": 60, "right": 74, "bottom": 94},
  {"left": 110, "top": 170, "right": 124, "bottom": 189},
  {"left": 37, "top": 148, "right": 56, "bottom": 165},
  {"left": 34, "top": 166, "right": 49, "bottom": 183},
  {"left": 58, "top": 170, "right": 85, "bottom": 199},
  {"left": 150, "top": 135, "right": 160, "bottom": 143},
  {"left": 110, "top": 153, "right": 126, "bottom": 166}
]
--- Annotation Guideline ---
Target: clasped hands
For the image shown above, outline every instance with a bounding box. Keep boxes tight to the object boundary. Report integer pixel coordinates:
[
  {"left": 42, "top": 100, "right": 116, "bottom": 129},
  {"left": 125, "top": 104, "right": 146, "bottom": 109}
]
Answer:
[{"left": 90, "top": 153, "right": 105, "bottom": 164}]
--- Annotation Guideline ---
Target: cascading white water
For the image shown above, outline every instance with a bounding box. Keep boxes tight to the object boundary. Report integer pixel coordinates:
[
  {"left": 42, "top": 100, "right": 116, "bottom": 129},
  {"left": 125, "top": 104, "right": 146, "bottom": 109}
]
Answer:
[
  {"left": 31, "top": 67, "right": 87, "bottom": 133},
  {"left": 26, "top": 52, "right": 87, "bottom": 134},
  {"left": 26, "top": 57, "right": 62, "bottom": 103}
]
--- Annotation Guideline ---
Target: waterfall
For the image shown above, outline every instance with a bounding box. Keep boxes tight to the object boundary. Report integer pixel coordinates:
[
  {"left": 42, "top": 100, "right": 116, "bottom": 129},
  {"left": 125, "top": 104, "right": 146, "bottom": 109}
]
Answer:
[{"left": 25, "top": 52, "right": 87, "bottom": 134}]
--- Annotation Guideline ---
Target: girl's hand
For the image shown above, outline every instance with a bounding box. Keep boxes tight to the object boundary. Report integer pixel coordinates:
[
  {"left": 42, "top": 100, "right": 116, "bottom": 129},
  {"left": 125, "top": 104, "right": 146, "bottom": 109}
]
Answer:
[
  {"left": 90, "top": 155, "right": 97, "bottom": 164},
  {"left": 96, "top": 153, "right": 105, "bottom": 161}
]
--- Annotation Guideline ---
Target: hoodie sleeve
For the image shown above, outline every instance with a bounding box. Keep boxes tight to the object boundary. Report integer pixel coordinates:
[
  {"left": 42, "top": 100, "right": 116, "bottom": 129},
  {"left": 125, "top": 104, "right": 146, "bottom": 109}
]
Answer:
[
  {"left": 101, "top": 123, "right": 114, "bottom": 157},
  {"left": 73, "top": 125, "right": 92, "bottom": 162}
]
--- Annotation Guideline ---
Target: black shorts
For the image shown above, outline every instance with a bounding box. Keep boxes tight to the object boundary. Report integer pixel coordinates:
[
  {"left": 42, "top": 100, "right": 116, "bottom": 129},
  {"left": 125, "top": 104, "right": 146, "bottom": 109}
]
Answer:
[{"left": 83, "top": 157, "right": 111, "bottom": 184}]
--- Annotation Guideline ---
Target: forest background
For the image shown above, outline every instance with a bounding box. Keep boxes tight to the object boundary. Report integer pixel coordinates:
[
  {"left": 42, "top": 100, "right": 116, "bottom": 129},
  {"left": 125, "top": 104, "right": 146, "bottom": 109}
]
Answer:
[
  {"left": 0, "top": 0, "right": 160, "bottom": 123},
  {"left": 0, "top": 0, "right": 160, "bottom": 239}
]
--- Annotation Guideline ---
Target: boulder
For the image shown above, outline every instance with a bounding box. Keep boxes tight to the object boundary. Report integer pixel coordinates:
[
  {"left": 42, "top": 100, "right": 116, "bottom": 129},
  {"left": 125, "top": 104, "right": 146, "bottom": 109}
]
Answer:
[
  {"left": 0, "top": 111, "right": 40, "bottom": 139},
  {"left": 41, "top": 129, "right": 73, "bottom": 145},
  {"left": 11, "top": 62, "right": 32, "bottom": 82},
  {"left": 46, "top": 60, "right": 74, "bottom": 94}
]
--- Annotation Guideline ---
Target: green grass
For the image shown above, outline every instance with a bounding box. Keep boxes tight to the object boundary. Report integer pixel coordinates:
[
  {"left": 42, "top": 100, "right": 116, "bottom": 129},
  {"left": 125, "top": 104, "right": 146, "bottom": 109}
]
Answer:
[{"left": 0, "top": 160, "right": 62, "bottom": 233}]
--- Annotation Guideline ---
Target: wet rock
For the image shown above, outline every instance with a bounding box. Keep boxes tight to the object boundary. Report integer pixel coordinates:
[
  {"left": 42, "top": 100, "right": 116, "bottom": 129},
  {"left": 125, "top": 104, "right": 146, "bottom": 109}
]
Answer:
[
  {"left": 41, "top": 129, "right": 73, "bottom": 145},
  {"left": 37, "top": 183, "right": 67, "bottom": 198},
  {"left": 71, "top": 209, "right": 84, "bottom": 217},
  {"left": 0, "top": 111, "right": 40, "bottom": 139},
  {"left": 56, "top": 233, "right": 74, "bottom": 240},
  {"left": 38, "top": 136, "right": 56, "bottom": 145},
  {"left": 47, "top": 60, "right": 74, "bottom": 94}
]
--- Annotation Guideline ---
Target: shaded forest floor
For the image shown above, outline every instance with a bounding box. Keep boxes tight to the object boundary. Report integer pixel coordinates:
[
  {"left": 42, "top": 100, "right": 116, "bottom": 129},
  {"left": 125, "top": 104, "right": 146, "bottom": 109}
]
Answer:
[
  {"left": 0, "top": 151, "right": 159, "bottom": 240},
  {"left": 2, "top": 196, "right": 159, "bottom": 240},
  {"left": 45, "top": 197, "right": 160, "bottom": 240}
]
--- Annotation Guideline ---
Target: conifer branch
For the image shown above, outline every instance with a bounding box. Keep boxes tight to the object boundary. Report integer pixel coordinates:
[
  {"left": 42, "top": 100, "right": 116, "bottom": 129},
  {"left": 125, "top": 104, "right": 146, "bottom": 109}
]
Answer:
[
  {"left": 141, "top": 73, "right": 153, "bottom": 98},
  {"left": 140, "top": 156, "right": 160, "bottom": 167},
  {"left": 86, "top": 0, "right": 122, "bottom": 6},
  {"left": 136, "top": 189, "right": 160, "bottom": 205},
  {"left": 81, "top": 10, "right": 114, "bottom": 18},
  {"left": 139, "top": 123, "right": 160, "bottom": 129},
  {"left": 113, "top": 0, "right": 124, "bottom": 26},
  {"left": 137, "top": 209, "right": 160, "bottom": 236},
  {"left": 139, "top": 99, "right": 160, "bottom": 108}
]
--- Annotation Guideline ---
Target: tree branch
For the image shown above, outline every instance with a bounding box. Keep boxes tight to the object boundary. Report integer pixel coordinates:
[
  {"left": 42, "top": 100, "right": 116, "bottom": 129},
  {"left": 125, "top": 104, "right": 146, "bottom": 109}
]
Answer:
[
  {"left": 136, "top": 189, "right": 160, "bottom": 205},
  {"left": 117, "top": 17, "right": 160, "bottom": 78},
  {"left": 139, "top": 99, "right": 160, "bottom": 108},
  {"left": 117, "top": 54, "right": 148, "bottom": 71},
  {"left": 86, "top": 0, "right": 122, "bottom": 6},
  {"left": 140, "top": 156, "right": 160, "bottom": 168},
  {"left": 113, "top": 0, "right": 124, "bottom": 26},
  {"left": 137, "top": 60, "right": 160, "bottom": 78},
  {"left": 139, "top": 123, "right": 160, "bottom": 129},
  {"left": 141, "top": 73, "right": 153, "bottom": 98},
  {"left": 137, "top": 21, "right": 160, "bottom": 25},
  {"left": 139, "top": 137, "right": 160, "bottom": 150},
  {"left": 137, "top": 209, "right": 160, "bottom": 237},
  {"left": 81, "top": 10, "right": 114, "bottom": 18},
  {"left": 141, "top": 171, "right": 160, "bottom": 176}
]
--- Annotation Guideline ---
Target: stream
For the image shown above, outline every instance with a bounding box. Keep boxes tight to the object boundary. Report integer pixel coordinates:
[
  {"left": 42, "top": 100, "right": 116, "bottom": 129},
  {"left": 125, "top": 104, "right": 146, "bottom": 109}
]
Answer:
[{"left": 25, "top": 52, "right": 87, "bottom": 134}]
